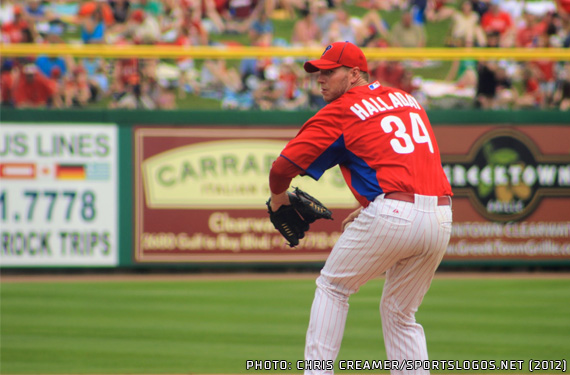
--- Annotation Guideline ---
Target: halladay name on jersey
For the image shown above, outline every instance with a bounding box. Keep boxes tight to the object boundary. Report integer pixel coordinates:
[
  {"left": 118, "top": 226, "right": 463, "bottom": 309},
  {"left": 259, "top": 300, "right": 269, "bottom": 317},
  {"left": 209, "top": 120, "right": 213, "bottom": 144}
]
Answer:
[{"left": 350, "top": 92, "right": 421, "bottom": 121}]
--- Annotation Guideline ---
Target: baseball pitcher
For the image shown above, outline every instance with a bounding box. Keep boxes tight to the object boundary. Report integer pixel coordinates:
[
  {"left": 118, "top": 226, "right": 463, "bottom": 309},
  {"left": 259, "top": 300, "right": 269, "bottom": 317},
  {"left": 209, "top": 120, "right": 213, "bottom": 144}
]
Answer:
[{"left": 267, "top": 42, "right": 453, "bottom": 374}]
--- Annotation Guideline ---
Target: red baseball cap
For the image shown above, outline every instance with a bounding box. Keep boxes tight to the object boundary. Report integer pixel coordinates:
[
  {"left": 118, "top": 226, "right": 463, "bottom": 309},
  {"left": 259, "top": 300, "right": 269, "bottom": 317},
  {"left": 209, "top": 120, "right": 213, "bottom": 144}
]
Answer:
[{"left": 304, "top": 41, "right": 368, "bottom": 73}]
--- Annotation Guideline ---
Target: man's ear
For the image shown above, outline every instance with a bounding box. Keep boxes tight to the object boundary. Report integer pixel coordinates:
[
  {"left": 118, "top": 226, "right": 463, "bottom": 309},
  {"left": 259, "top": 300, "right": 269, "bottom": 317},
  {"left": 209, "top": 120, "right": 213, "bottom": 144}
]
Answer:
[{"left": 351, "top": 68, "right": 361, "bottom": 83}]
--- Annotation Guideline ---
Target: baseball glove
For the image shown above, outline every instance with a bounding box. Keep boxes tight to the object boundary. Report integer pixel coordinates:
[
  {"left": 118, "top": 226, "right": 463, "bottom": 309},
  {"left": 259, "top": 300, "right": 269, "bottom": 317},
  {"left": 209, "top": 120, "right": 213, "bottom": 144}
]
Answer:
[{"left": 266, "top": 187, "right": 333, "bottom": 247}]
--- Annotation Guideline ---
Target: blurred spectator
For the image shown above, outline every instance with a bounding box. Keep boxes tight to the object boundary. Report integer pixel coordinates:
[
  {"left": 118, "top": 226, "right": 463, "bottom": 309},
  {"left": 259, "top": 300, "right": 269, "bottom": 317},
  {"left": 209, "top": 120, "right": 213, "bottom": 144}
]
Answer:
[
  {"left": 42, "top": 1, "right": 79, "bottom": 25},
  {"left": 109, "top": 58, "right": 160, "bottom": 109},
  {"left": 484, "top": 30, "right": 501, "bottom": 48},
  {"left": 432, "top": 1, "right": 486, "bottom": 47},
  {"left": 200, "top": 0, "right": 230, "bottom": 34},
  {"left": 563, "top": 17, "right": 570, "bottom": 47},
  {"left": 81, "top": 57, "right": 110, "bottom": 101},
  {"left": 558, "top": 0, "right": 570, "bottom": 20},
  {"left": 399, "top": 69, "right": 421, "bottom": 96},
  {"left": 79, "top": 2, "right": 109, "bottom": 44},
  {"left": 131, "top": 0, "right": 164, "bottom": 18},
  {"left": 172, "top": 8, "right": 208, "bottom": 98},
  {"left": 475, "top": 61, "right": 498, "bottom": 109},
  {"left": 160, "top": 0, "right": 185, "bottom": 42},
  {"left": 1, "top": 5, "right": 32, "bottom": 43},
  {"left": 356, "top": 0, "right": 390, "bottom": 46},
  {"left": 410, "top": 0, "right": 428, "bottom": 24},
  {"left": 110, "top": 45, "right": 140, "bottom": 104},
  {"left": 371, "top": 61, "right": 404, "bottom": 88},
  {"left": 544, "top": 11, "right": 564, "bottom": 46},
  {"left": 277, "top": 57, "right": 308, "bottom": 110},
  {"left": 225, "top": 0, "right": 262, "bottom": 33},
  {"left": 150, "top": 81, "right": 177, "bottom": 109},
  {"left": 514, "top": 64, "right": 542, "bottom": 109},
  {"left": 469, "top": 0, "right": 490, "bottom": 18},
  {"left": 63, "top": 66, "right": 90, "bottom": 107},
  {"left": 425, "top": 0, "right": 454, "bottom": 22},
  {"left": 303, "top": 72, "right": 326, "bottom": 110},
  {"left": 552, "top": 63, "right": 570, "bottom": 110},
  {"left": 516, "top": 12, "right": 547, "bottom": 47},
  {"left": 291, "top": 7, "right": 322, "bottom": 47},
  {"left": 200, "top": 59, "right": 253, "bottom": 109},
  {"left": 324, "top": 8, "right": 359, "bottom": 45},
  {"left": 253, "top": 64, "right": 285, "bottom": 110},
  {"left": 481, "top": 0, "right": 515, "bottom": 47},
  {"left": 311, "top": 0, "right": 336, "bottom": 37},
  {"left": 25, "top": 0, "right": 51, "bottom": 35},
  {"left": 530, "top": 34, "right": 557, "bottom": 107},
  {"left": 1, "top": 59, "right": 16, "bottom": 107},
  {"left": 109, "top": 0, "right": 131, "bottom": 24},
  {"left": 181, "top": 5, "right": 210, "bottom": 45},
  {"left": 264, "top": 0, "right": 306, "bottom": 20},
  {"left": 110, "top": 76, "right": 154, "bottom": 109},
  {"left": 127, "top": 9, "right": 161, "bottom": 44},
  {"left": 389, "top": 11, "right": 426, "bottom": 47},
  {"left": 445, "top": 39, "right": 477, "bottom": 88},
  {"left": 0, "top": 1, "right": 16, "bottom": 24},
  {"left": 248, "top": 6, "right": 274, "bottom": 45},
  {"left": 12, "top": 63, "right": 61, "bottom": 108},
  {"left": 35, "top": 54, "right": 69, "bottom": 80},
  {"left": 370, "top": 60, "right": 416, "bottom": 93},
  {"left": 494, "top": 63, "right": 517, "bottom": 109}
]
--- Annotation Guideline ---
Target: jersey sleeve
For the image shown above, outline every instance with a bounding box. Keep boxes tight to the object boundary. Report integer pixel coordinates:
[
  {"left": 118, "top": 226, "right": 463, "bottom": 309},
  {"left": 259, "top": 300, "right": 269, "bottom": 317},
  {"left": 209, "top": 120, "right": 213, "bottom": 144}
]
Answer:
[
  {"left": 279, "top": 102, "right": 347, "bottom": 181},
  {"left": 268, "top": 156, "right": 303, "bottom": 194}
]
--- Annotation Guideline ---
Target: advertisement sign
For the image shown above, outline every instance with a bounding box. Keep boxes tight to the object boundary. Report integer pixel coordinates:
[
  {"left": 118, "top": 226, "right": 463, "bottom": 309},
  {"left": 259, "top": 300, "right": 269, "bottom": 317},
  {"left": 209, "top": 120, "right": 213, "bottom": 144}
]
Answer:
[
  {"left": 0, "top": 124, "right": 118, "bottom": 266},
  {"left": 135, "top": 125, "right": 569, "bottom": 264},
  {"left": 437, "top": 125, "right": 570, "bottom": 260},
  {"left": 134, "top": 127, "right": 359, "bottom": 262}
]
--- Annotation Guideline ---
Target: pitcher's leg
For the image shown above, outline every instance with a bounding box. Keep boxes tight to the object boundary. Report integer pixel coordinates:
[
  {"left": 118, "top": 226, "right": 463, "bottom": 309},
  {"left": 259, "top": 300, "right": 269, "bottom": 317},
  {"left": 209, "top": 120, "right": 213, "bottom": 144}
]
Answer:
[
  {"left": 380, "top": 207, "right": 451, "bottom": 374},
  {"left": 304, "top": 199, "right": 417, "bottom": 374},
  {"left": 304, "top": 277, "right": 349, "bottom": 375}
]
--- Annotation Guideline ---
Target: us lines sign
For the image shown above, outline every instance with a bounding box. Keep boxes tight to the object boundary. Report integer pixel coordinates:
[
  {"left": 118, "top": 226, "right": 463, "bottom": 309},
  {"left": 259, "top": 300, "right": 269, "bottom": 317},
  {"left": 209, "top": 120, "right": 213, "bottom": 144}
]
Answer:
[
  {"left": 134, "top": 127, "right": 358, "bottom": 263},
  {"left": 436, "top": 125, "right": 570, "bottom": 261},
  {"left": 0, "top": 124, "right": 118, "bottom": 267}
]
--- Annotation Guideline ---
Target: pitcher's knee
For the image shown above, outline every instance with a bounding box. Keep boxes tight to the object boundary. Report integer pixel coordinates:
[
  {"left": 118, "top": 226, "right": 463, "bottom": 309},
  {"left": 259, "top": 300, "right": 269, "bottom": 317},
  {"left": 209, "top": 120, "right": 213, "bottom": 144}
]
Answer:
[
  {"left": 316, "top": 275, "right": 353, "bottom": 302},
  {"left": 380, "top": 297, "right": 415, "bottom": 325}
]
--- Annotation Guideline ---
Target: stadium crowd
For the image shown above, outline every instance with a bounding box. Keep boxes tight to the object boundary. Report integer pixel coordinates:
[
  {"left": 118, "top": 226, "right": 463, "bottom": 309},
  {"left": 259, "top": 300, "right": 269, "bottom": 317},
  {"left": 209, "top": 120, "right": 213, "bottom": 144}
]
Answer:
[{"left": 1, "top": 0, "right": 569, "bottom": 111}]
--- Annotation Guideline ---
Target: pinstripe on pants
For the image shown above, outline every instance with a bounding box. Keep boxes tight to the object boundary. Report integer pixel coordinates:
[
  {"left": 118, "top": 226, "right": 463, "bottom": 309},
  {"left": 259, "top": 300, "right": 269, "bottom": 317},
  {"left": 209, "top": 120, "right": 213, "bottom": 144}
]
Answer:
[{"left": 304, "top": 194, "right": 453, "bottom": 375}]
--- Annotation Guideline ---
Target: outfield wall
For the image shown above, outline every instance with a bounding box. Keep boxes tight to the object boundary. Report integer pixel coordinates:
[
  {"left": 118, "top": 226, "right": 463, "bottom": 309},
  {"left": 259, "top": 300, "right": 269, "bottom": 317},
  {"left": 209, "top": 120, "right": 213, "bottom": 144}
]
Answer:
[{"left": 1, "top": 109, "right": 569, "bottom": 269}]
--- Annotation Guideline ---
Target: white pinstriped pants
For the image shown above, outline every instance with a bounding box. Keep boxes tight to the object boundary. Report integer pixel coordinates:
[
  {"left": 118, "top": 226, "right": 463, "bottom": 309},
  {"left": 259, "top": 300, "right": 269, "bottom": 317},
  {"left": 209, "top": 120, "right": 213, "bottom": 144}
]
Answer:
[{"left": 304, "top": 194, "right": 453, "bottom": 375}]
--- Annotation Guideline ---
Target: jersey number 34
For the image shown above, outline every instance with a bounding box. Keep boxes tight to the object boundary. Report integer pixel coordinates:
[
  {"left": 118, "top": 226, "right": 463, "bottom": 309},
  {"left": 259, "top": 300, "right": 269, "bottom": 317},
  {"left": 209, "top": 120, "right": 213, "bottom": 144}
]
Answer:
[{"left": 381, "top": 113, "right": 434, "bottom": 154}]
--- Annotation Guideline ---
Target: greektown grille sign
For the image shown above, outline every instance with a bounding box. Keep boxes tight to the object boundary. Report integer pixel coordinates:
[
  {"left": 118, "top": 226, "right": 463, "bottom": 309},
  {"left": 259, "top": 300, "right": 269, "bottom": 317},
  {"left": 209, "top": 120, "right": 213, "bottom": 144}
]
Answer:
[{"left": 442, "top": 128, "right": 570, "bottom": 222}]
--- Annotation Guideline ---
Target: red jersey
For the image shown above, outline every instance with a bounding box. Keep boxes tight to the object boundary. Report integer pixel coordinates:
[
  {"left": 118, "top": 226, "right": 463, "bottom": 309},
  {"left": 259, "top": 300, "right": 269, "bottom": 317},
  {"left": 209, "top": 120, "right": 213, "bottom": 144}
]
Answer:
[
  {"left": 558, "top": 0, "right": 570, "bottom": 13},
  {"left": 481, "top": 11, "right": 513, "bottom": 34},
  {"left": 12, "top": 72, "right": 57, "bottom": 107},
  {"left": 277, "top": 81, "right": 452, "bottom": 207}
]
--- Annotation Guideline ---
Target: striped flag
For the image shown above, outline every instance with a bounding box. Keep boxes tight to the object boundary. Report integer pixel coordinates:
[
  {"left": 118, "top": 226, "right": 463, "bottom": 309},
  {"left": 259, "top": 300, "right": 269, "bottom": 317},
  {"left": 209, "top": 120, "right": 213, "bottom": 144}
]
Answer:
[
  {"left": 0, "top": 163, "right": 36, "bottom": 179},
  {"left": 56, "top": 164, "right": 86, "bottom": 180},
  {"left": 86, "top": 163, "right": 111, "bottom": 180}
]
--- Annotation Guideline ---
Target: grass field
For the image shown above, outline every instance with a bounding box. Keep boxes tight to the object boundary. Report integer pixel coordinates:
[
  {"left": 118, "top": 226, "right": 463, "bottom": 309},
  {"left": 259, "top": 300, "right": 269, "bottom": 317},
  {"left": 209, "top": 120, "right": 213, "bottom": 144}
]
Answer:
[{"left": 1, "top": 275, "right": 569, "bottom": 374}]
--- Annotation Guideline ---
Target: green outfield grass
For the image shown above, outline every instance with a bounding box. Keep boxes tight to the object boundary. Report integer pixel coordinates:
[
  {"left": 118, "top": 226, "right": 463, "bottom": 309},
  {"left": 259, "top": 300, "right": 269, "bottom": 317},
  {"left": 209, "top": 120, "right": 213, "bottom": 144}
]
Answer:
[{"left": 1, "top": 276, "right": 569, "bottom": 374}]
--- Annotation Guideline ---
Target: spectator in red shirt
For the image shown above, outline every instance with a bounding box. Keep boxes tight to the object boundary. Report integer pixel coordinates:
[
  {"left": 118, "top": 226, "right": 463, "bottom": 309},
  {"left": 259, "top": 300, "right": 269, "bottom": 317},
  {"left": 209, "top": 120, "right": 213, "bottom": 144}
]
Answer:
[
  {"left": 557, "top": 0, "right": 570, "bottom": 19},
  {"left": 481, "top": 0, "right": 515, "bottom": 46},
  {"left": 63, "top": 66, "right": 91, "bottom": 107},
  {"left": 515, "top": 12, "right": 547, "bottom": 47},
  {"left": 1, "top": 60, "right": 16, "bottom": 107},
  {"left": 1, "top": 6, "right": 30, "bottom": 43},
  {"left": 370, "top": 61, "right": 408, "bottom": 91},
  {"left": 12, "top": 64, "right": 61, "bottom": 108},
  {"left": 515, "top": 65, "right": 542, "bottom": 109},
  {"left": 530, "top": 33, "right": 557, "bottom": 107}
]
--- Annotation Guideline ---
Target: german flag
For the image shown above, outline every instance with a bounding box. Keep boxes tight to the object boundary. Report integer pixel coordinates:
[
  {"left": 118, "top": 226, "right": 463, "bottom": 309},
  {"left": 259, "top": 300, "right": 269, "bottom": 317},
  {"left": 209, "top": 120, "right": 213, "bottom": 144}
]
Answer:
[{"left": 56, "top": 164, "right": 86, "bottom": 180}]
